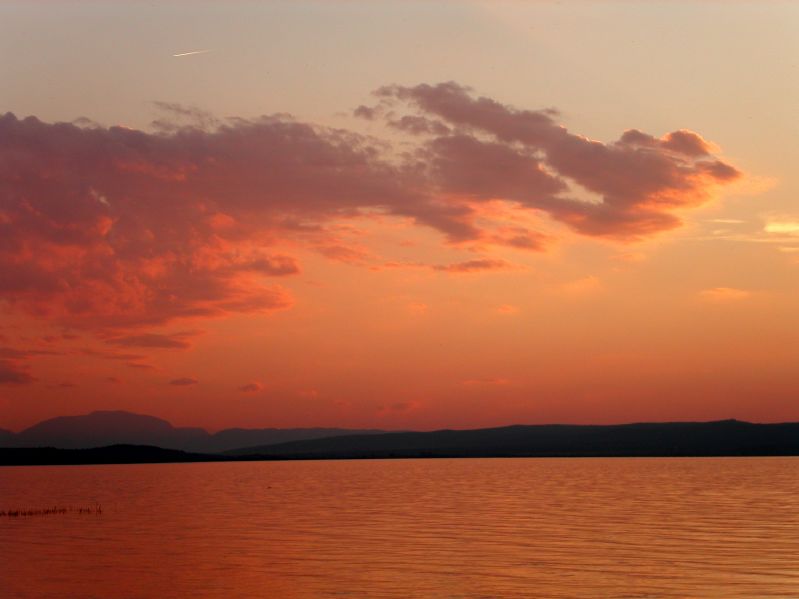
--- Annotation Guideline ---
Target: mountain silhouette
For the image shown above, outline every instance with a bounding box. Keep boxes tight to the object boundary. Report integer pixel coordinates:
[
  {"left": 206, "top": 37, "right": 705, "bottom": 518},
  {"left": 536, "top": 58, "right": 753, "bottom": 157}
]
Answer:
[
  {"left": 4, "top": 415, "right": 799, "bottom": 466},
  {"left": 0, "top": 428, "right": 14, "bottom": 445},
  {"left": 228, "top": 419, "right": 799, "bottom": 459},
  {"left": 2, "top": 410, "right": 386, "bottom": 452}
]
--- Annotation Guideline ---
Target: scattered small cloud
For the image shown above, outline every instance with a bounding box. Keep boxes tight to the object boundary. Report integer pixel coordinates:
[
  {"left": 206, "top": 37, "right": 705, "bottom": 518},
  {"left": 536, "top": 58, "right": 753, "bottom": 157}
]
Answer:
[
  {"left": 496, "top": 304, "right": 519, "bottom": 315},
  {"left": 169, "top": 377, "right": 198, "bottom": 386},
  {"left": 698, "top": 287, "right": 752, "bottom": 303}
]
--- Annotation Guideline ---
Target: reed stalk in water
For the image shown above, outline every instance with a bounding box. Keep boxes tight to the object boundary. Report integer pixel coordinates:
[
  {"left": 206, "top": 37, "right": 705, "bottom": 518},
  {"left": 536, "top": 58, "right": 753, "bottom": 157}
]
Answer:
[{"left": 0, "top": 504, "right": 102, "bottom": 517}]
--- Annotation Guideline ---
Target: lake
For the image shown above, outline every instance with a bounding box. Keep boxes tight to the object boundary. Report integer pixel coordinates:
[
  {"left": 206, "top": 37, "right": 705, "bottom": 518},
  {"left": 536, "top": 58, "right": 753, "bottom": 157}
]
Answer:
[{"left": 2, "top": 458, "right": 798, "bottom": 597}]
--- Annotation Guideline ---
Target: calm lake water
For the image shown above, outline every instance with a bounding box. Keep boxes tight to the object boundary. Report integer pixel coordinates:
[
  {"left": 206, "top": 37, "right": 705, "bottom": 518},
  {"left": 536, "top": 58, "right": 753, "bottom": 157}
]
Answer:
[{"left": 2, "top": 458, "right": 798, "bottom": 598}]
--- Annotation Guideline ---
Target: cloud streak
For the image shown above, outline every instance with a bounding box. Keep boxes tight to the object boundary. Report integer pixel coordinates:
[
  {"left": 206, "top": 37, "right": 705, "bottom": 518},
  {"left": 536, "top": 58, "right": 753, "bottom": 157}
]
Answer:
[
  {"left": 106, "top": 331, "right": 201, "bottom": 350},
  {"left": 172, "top": 50, "right": 210, "bottom": 58}
]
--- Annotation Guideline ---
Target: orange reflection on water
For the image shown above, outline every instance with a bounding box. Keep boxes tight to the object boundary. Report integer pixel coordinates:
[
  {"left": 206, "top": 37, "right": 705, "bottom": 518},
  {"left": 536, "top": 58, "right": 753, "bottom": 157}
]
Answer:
[{"left": 2, "top": 458, "right": 799, "bottom": 598}]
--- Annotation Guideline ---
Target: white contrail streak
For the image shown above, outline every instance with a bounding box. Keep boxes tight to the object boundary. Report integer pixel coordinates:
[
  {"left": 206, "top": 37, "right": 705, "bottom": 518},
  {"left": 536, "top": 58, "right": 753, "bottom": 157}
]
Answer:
[{"left": 172, "top": 50, "right": 210, "bottom": 57}]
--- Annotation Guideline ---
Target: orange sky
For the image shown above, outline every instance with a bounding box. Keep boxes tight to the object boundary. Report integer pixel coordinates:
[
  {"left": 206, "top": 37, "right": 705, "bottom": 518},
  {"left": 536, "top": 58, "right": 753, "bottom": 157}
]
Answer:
[{"left": 1, "top": 1, "right": 797, "bottom": 431}]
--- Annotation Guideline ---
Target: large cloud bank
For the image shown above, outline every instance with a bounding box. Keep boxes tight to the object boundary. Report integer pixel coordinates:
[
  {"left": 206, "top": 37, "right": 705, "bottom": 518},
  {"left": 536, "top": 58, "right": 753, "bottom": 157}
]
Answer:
[{"left": 0, "top": 82, "right": 739, "bottom": 337}]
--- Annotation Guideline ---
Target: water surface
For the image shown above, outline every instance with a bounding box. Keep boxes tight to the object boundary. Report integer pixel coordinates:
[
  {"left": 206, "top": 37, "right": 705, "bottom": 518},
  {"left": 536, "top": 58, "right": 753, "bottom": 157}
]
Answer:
[{"left": 2, "top": 458, "right": 798, "bottom": 597}]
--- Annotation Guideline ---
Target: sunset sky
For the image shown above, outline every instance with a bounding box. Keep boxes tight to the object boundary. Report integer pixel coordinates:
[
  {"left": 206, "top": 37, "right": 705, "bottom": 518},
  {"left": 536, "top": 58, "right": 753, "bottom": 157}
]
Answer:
[{"left": 1, "top": 1, "right": 798, "bottom": 432}]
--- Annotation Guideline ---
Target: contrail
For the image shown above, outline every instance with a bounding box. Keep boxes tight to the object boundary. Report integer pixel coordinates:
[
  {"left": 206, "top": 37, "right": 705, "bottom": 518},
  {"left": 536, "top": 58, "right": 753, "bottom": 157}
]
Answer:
[{"left": 172, "top": 50, "right": 210, "bottom": 57}]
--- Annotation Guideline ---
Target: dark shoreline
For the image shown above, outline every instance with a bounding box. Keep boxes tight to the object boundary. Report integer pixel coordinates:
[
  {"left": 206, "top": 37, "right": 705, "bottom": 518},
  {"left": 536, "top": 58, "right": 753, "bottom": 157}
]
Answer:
[{"left": 3, "top": 448, "right": 799, "bottom": 468}]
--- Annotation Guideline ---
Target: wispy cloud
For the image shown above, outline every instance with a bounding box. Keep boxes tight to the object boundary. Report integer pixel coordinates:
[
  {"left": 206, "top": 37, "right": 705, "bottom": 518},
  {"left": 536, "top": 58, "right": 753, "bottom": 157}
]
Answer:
[
  {"left": 764, "top": 218, "right": 799, "bottom": 235},
  {"left": 106, "top": 331, "right": 202, "bottom": 350},
  {"left": 705, "top": 218, "right": 747, "bottom": 225}
]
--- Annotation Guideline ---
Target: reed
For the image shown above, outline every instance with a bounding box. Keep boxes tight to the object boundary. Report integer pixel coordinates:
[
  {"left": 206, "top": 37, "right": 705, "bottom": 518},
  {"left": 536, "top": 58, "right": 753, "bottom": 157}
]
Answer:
[{"left": 0, "top": 504, "right": 102, "bottom": 517}]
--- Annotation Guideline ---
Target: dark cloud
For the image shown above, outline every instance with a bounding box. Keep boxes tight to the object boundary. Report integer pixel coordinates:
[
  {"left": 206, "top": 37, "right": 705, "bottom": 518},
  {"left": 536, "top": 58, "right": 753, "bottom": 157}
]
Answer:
[
  {"left": 371, "top": 82, "right": 741, "bottom": 239},
  {"left": 169, "top": 377, "right": 198, "bottom": 386}
]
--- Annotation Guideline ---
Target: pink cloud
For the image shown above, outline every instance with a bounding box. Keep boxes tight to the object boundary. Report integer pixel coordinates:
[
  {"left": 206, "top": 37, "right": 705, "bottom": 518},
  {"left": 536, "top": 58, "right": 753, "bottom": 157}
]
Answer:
[{"left": 0, "top": 84, "right": 741, "bottom": 347}]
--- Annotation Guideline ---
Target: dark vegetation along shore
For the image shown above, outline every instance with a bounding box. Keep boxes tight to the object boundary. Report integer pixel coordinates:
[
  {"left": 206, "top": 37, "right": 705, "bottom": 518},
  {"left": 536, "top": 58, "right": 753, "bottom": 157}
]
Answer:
[
  {"left": 2, "top": 418, "right": 799, "bottom": 466},
  {"left": 0, "top": 445, "right": 226, "bottom": 467}
]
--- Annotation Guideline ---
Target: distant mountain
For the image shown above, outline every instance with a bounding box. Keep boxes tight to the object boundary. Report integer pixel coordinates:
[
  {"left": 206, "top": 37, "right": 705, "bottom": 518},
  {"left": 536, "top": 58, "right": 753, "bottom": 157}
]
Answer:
[
  {"left": 1, "top": 410, "right": 387, "bottom": 453},
  {"left": 14, "top": 411, "right": 209, "bottom": 451},
  {"left": 201, "top": 427, "right": 387, "bottom": 454},
  {"left": 228, "top": 420, "right": 799, "bottom": 459}
]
